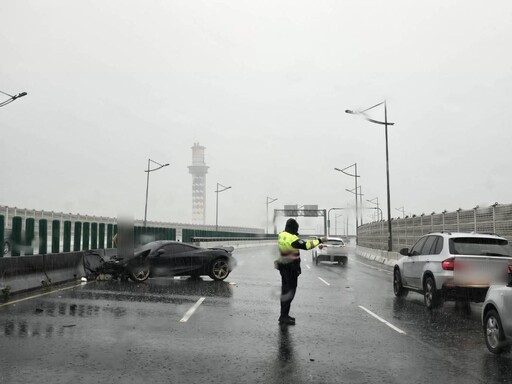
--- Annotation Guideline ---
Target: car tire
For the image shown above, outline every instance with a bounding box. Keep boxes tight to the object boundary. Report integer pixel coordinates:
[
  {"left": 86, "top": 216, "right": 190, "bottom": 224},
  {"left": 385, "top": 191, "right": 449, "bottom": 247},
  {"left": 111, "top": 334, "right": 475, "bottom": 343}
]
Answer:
[
  {"left": 423, "top": 275, "right": 441, "bottom": 309},
  {"left": 393, "top": 269, "right": 408, "bottom": 297},
  {"left": 484, "top": 309, "right": 510, "bottom": 354},
  {"left": 209, "top": 258, "right": 230, "bottom": 281},
  {"left": 128, "top": 263, "right": 150, "bottom": 282}
]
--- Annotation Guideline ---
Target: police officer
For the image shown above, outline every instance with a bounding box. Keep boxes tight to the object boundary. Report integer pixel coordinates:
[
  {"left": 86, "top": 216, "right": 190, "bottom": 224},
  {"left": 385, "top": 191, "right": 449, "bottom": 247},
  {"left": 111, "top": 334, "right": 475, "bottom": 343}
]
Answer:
[{"left": 276, "top": 218, "right": 326, "bottom": 325}]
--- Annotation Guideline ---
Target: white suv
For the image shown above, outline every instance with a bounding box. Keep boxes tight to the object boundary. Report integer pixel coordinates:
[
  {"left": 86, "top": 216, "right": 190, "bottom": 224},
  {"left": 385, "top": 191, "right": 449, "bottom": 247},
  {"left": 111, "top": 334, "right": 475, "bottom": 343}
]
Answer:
[{"left": 393, "top": 232, "right": 512, "bottom": 309}]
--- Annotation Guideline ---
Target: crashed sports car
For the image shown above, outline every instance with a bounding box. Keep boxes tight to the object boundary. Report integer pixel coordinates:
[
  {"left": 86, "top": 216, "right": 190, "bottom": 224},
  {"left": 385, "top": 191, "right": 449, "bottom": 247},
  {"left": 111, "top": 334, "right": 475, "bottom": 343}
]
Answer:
[{"left": 84, "top": 241, "right": 236, "bottom": 282}]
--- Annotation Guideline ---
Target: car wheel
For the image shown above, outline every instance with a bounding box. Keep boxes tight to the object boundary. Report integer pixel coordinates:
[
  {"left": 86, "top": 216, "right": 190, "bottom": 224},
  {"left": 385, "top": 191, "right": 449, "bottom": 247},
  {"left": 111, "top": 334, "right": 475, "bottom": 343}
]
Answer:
[
  {"left": 393, "top": 269, "right": 408, "bottom": 297},
  {"left": 484, "top": 309, "right": 510, "bottom": 354},
  {"left": 423, "top": 275, "right": 441, "bottom": 309},
  {"left": 129, "top": 264, "right": 150, "bottom": 282},
  {"left": 209, "top": 258, "right": 230, "bottom": 281},
  {"left": 3, "top": 241, "right": 11, "bottom": 256}
]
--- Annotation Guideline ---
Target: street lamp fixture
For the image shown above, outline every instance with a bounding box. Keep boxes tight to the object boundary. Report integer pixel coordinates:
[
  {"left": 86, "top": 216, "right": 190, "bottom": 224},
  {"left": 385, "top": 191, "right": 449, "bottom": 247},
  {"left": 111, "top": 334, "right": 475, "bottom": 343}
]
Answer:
[
  {"left": 144, "top": 158, "right": 170, "bottom": 227},
  {"left": 215, "top": 183, "right": 232, "bottom": 232},
  {"left": 346, "top": 101, "right": 394, "bottom": 251},
  {"left": 0, "top": 90, "right": 27, "bottom": 108},
  {"left": 334, "top": 164, "right": 360, "bottom": 242},
  {"left": 266, "top": 196, "right": 278, "bottom": 234}
]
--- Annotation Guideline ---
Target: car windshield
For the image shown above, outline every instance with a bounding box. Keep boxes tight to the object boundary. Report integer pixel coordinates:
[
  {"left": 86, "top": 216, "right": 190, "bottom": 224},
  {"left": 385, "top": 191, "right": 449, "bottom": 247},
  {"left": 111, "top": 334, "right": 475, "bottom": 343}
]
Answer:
[{"left": 449, "top": 238, "right": 511, "bottom": 256}]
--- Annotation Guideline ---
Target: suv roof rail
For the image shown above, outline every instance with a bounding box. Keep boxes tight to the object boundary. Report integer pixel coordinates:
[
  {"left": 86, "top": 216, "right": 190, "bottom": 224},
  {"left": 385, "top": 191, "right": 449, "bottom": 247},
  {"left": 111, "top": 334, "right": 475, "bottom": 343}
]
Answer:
[{"left": 427, "top": 231, "right": 452, "bottom": 235}]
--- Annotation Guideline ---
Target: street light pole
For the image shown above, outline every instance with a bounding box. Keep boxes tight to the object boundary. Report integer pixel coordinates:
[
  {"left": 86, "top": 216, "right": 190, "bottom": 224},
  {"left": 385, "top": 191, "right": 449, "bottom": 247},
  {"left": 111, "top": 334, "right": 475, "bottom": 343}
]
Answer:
[
  {"left": 215, "top": 183, "right": 232, "bottom": 232},
  {"left": 327, "top": 208, "right": 345, "bottom": 236},
  {"left": 266, "top": 197, "right": 278, "bottom": 234},
  {"left": 345, "top": 184, "right": 363, "bottom": 230},
  {"left": 144, "top": 158, "right": 170, "bottom": 227},
  {"left": 367, "top": 197, "right": 381, "bottom": 220},
  {"left": 0, "top": 90, "right": 27, "bottom": 108},
  {"left": 346, "top": 101, "right": 394, "bottom": 251},
  {"left": 335, "top": 213, "right": 343, "bottom": 236},
  {"left": 395, "top": 206, "right": 405, "bottom": 218},
  {"left": 334, "top": 164, "right": 360, "bottom": 243}
]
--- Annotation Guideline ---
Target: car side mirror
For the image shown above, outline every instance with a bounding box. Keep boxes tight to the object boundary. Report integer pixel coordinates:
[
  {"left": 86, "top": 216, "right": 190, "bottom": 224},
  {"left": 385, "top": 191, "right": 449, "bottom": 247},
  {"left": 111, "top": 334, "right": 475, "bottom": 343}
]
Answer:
[{"left": 399, "top": 248, "right": 409, "bottom": 256}]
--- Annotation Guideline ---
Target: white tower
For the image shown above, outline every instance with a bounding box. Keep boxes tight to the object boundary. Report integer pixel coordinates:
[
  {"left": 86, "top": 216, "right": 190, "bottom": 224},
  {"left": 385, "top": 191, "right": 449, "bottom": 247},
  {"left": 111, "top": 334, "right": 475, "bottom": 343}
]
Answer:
[{"left": 188, "top": 143, "right": 209, "bottom": 224}]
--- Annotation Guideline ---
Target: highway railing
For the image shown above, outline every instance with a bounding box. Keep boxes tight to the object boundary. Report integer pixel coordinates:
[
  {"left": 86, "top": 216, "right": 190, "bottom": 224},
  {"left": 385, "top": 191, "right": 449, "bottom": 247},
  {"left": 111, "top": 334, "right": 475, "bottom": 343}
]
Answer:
[{"left": 358, "top": 203, "right": 512, "bottom": 252}]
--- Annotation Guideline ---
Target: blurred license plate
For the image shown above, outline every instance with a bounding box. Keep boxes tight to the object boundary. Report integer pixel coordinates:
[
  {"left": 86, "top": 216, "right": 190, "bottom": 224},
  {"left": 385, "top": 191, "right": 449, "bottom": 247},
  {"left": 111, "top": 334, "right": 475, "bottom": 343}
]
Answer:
[{"left": 454, "top": 259, "right": 509, "bottom": 286}]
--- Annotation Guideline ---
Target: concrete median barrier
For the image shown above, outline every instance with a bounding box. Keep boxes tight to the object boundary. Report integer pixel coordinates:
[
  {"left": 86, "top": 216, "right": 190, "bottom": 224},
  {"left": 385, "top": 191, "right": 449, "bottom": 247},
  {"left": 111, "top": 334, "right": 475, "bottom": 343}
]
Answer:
[
  {"left": 356, "top": 246, "right": 400, "bottom": 267},
  {"left": 0, "top": 249, "right": 115, "bottom": 295}
]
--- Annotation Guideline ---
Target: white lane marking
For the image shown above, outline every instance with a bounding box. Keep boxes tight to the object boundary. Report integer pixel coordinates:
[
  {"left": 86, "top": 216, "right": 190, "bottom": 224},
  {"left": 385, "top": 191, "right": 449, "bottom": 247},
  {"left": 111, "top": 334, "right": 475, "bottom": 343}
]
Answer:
[
  {"left": 180, "top": 297, "right": 206, "bottom": 323},
  {"left": 306, "top": 265, "right": 311, "bottom": 270},
  {"left": 358, "top": 305, "right": 406, "bottom": 335},
  {"left": 318, "top": 277, "right": 330, "bottom": 286}
]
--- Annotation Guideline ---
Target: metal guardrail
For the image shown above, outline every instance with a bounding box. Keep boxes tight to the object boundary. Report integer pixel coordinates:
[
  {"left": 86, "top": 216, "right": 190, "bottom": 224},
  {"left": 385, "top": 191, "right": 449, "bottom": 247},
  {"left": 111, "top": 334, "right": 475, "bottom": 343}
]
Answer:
[{"left": 358, "top": 203, "right": 512, "bottom": 252}]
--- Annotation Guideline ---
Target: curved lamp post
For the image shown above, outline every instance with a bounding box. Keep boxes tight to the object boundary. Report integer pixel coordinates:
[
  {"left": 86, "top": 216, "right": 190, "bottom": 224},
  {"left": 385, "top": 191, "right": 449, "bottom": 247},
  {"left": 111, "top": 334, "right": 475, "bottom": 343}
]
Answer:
[
  {"left": 327, "top": 207, "right": 345, "bottom": 236},
  {"left": 334, "top": 213, "right": 344, "bottom": 236},
  {"left": 0, "top": 90, "right": 27, "bottom": 108},
  {"left": 266, "top": 196, "right": 278, "bottom": 234},
  {"left": 346, "top": 101, "right": 394, "bottom": 251},
  {"left": 215, "top": 183, "right": 232, "bottom": 232},
  {"left": 144, "top": 159, "right": 169, "bottom": 227},
  {"left": 367, "top": 197, "right": 381, "bottom": 221},
  {"left": 334, "top": 164, "right": 360, "bottom": 242}
]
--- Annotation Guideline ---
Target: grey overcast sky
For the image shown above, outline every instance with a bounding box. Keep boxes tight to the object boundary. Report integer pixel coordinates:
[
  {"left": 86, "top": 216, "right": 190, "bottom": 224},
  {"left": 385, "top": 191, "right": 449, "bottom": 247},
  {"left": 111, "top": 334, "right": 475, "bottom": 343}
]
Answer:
[{"left": 1, "top": 0, "right": 512, "bottom": 232}]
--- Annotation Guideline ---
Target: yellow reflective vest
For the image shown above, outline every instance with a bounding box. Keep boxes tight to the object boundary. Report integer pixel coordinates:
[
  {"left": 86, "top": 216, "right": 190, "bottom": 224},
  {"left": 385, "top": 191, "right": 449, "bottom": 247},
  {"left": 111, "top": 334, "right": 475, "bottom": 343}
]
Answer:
[{"left": 276, "top": 231, "right": 320, "bottom": 265}]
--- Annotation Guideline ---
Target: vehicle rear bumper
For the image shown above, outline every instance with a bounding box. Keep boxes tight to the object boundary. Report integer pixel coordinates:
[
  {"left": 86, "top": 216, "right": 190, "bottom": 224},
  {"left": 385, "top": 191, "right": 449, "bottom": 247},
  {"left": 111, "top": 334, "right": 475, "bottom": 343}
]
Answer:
[
  {"left": 317, "top": 254, "right": 348, "bottom": 263},
  {"left": 441, "top": 285, "right": 489, "bottom": 302}
]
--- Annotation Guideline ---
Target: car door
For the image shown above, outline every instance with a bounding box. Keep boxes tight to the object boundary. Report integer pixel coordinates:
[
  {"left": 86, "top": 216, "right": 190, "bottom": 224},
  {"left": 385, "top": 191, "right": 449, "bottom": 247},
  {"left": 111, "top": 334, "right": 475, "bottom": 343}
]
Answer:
[
  {"left": 151, "top": 243, "right": 191, "bottom": 276},
  {"left": 413, "top": 235, "right": 438, "bottom": 285},
  {"left": 177, "top": 244, "right": 205, "bottom": 273},
  {"left": 502, "top": 288, "right": 512, "bottom": 337},
  {"left": 403, "top": 236, "right": 427, "bottom": 288}
]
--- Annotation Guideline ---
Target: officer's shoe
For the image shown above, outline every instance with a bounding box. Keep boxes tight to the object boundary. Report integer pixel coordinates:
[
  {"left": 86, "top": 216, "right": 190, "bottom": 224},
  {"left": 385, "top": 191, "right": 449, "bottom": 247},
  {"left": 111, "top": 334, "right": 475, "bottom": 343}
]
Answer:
[
  {"left": 278, "top": 316, "right": 296, "bottom": 325},
  {"left": 288, "top": 315, "right": 295, "bottom": 322}
]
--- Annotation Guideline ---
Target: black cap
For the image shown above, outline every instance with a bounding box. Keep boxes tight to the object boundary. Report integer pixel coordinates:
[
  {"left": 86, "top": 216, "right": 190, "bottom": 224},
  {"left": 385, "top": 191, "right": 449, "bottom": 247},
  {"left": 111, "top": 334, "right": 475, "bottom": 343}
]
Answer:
[{"left": 285, "top": 218, "right": 299, "bottom": 235}]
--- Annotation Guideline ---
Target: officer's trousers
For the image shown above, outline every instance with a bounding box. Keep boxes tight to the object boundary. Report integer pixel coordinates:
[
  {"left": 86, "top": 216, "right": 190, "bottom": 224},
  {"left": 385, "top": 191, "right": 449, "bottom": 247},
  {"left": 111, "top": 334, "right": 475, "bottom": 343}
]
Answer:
[{"left": 279, "top": 263, "right": 299, "bottom": 318}]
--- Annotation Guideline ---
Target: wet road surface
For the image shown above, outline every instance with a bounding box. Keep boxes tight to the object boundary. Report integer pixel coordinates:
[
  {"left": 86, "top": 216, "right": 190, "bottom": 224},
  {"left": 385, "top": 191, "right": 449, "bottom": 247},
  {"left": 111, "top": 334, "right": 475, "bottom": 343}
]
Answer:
[{"left": 1, "top": 244, "right": 511, "bottom": 383}]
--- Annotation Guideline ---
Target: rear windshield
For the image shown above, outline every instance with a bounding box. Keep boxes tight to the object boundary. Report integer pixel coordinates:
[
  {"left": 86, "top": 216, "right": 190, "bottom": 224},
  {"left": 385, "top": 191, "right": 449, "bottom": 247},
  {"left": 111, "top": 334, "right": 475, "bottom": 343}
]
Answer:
[
  {"left": 449, "top": 237, "right": 511, "bottom": 257},
  {"left": 326, "top": 240, "right": 344, "bottom": 246}
]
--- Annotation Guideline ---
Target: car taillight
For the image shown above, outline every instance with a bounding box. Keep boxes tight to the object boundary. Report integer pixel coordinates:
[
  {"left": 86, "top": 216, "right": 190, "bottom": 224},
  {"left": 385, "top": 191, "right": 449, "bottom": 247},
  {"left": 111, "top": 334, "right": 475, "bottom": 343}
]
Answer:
[
  {"left": 442, "top": 257, "right": 455, "bottom": 271},
  {"left": 508, "top": 265, "right": 512, "bottom": 273}
]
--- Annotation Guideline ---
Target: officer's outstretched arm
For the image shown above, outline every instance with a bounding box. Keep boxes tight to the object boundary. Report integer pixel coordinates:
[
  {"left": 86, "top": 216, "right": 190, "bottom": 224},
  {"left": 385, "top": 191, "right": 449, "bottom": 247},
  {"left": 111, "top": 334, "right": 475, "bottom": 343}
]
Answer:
[{"left": 290, "top": 237, "right": 325, "bottom": 250}]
